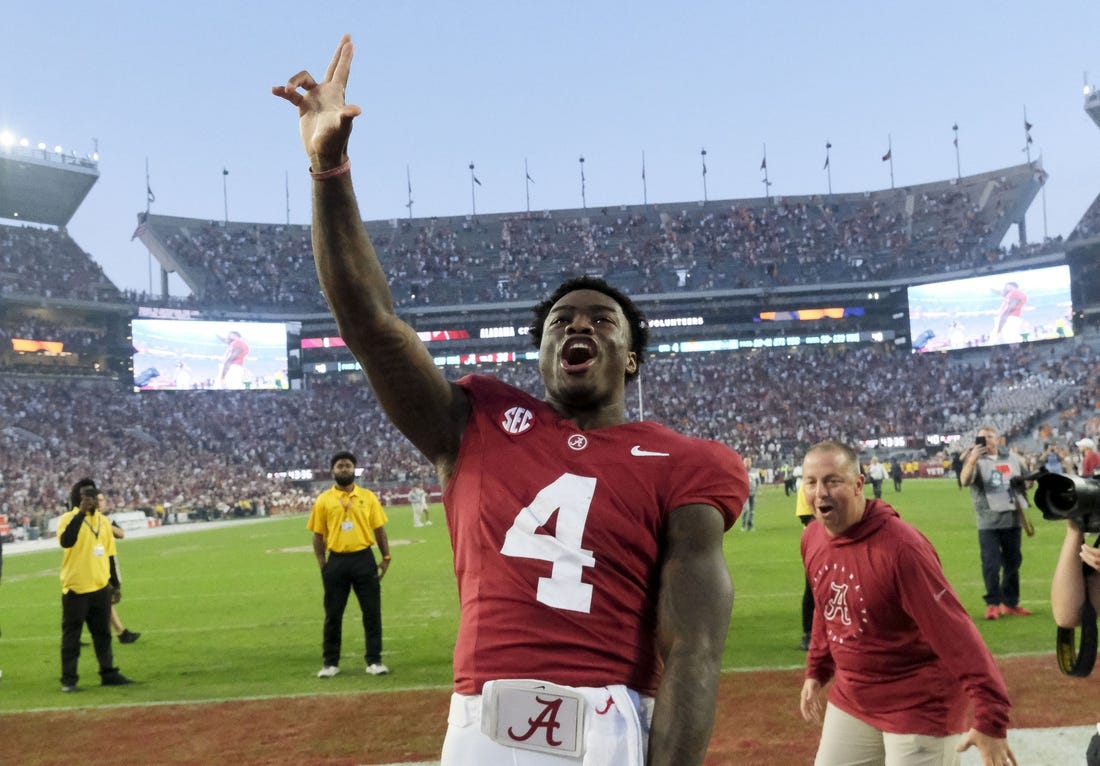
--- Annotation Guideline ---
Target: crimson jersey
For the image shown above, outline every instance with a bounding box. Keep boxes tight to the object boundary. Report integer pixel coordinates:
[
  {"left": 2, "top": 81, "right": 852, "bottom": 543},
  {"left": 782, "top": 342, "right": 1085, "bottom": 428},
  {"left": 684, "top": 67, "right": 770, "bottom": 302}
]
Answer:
[{"left": 445, "top": 375, "right": 748, "bottom": 695}]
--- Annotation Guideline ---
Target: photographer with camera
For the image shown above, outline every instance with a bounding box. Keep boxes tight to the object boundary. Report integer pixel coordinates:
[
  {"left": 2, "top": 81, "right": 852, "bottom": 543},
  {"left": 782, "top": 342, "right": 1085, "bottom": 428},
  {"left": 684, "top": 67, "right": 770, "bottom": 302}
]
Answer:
[{"left": 960, "top": 425, "right": 1032, "bottom": 621}]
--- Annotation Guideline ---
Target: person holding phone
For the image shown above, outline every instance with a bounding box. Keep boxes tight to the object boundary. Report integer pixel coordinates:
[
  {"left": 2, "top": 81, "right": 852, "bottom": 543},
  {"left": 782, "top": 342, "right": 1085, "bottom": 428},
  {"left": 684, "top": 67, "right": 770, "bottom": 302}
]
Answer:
[
  {"left": 57, "top": 479, "right": 134, "bottom": 692},
  {"left": 959, "top": 426, "right": 1030, "bottom": 621}
]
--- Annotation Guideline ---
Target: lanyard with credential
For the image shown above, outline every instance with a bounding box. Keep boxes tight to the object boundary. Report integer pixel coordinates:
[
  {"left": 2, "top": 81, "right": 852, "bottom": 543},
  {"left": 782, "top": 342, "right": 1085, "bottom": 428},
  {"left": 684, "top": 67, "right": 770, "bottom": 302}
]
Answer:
[{"left": 83, "top": 515, "right": 101, "bottom": 538}]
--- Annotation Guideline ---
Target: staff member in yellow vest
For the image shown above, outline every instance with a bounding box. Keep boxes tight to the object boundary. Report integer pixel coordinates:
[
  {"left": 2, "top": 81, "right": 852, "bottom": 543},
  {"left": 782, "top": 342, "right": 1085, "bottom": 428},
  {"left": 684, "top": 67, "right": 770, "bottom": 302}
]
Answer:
[
  {"left": 58, "top": 479, "right": 134, "bottom": 692},
  {"left": 308, "top": 451, "right": 391, "bottom": 678}
]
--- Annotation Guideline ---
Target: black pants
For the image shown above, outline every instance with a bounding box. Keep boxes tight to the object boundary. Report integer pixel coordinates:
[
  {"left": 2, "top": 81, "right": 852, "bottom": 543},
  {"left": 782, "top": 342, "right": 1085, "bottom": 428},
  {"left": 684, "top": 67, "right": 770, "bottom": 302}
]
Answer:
[
  {"left": 979, "top": 527, "right": 1023, "bottom": 607},
  {"left": 61, "top": 586, "right": 114, "bottom": 686},
  {"left": 800, "top": 516, "right": 815, "bottom": 634},
  {"left": 322, "top": 549, "right": 382, "bottom": 667}
]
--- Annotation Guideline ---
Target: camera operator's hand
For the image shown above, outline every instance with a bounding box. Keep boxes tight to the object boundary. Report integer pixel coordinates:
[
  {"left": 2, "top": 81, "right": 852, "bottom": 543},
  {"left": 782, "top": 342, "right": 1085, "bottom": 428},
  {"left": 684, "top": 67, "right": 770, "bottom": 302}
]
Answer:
[{"left": 1081, "top": 541, "right": 1100, "bottom": 573}]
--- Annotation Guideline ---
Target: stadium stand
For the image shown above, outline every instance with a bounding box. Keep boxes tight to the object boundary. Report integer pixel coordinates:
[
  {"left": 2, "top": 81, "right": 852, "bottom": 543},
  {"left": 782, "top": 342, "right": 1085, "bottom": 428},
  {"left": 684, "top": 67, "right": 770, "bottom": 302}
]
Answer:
[
  {"left": 0, "top": 153, "right": 1097, "bottom": 542},
  {"left": 131, "top": 164, "right": 1042, "bottom": 312}
]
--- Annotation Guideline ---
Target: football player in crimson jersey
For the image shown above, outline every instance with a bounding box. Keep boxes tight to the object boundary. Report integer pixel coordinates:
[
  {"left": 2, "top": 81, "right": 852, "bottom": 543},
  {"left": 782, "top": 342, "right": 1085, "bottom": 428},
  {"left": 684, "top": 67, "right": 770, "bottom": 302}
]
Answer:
[{"left": 275, "top": 35, "right": 748, "bottom": 766}]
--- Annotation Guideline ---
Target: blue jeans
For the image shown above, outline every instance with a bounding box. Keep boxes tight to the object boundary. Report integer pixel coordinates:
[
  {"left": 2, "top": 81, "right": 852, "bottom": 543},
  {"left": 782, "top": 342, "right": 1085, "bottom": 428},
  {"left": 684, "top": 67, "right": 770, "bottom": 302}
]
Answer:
[{"left": 978, "top": 527, "right": 1023, "bottom": 607}]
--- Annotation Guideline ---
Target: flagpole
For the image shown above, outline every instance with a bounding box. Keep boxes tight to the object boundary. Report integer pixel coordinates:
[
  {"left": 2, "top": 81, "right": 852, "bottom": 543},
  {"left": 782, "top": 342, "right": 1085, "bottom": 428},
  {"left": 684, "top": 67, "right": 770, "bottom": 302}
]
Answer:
[
  {"left": 1039, "top": 150, "right": 1048, "bottom": 241},
  {"left": 885, "top": 135, "right": 894, "bottom": 189},
  {"left": 760, "top": 143, "right": 770, "bottom": 200},
  {"left": 641, "top": 151, "right": 648, "bottom": 206},
  {"left": 701, "top": 147, "right": 708, "bottom": 203},
  {"left": 952, "top": 123, "right": 961, "bottom": 181},
  {"left": 579, "top": 155, "right": 586, "bottom": 210},
  {"left": 406, "top": 164, "right": 414, "bottom": 219},
  {"left": 525, "top": 158, "right": 531, "bottom": 215},
  {"left": 144, "top": 156, "right": 154, "bottom": 295},
  {"left": 824, "top": 141, "right": 832, "bottom": 195},
  {"left": 145, "top": 157, "right": 152, "bottom": 215},
  {"left": 1023, "top": 107, "right": 1033, "bottom": 164},
  {"left": 469, "top": 162, "right": 477, "bottom": 216}
]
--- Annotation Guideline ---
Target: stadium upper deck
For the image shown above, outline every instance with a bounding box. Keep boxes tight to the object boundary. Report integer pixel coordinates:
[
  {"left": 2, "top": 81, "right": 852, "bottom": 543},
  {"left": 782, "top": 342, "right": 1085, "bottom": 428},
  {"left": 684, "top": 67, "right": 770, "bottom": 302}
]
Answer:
[{"left": 131, "top": 162, "right": 1046, "bottom": 314}]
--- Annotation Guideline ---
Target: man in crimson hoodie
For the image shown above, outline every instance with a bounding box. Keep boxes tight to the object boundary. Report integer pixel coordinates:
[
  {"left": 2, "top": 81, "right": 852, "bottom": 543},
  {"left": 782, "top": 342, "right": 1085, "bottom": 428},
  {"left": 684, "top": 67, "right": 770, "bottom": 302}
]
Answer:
[{"left": 798, "top": 440, "right": 1016, "bottom": 766}]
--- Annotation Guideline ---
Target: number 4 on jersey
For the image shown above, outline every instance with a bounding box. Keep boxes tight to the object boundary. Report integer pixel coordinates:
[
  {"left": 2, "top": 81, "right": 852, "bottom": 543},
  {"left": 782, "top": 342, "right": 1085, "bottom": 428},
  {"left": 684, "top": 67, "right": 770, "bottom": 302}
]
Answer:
[{"left": 500, "top": 473, "right": 597, "bottom": 613}]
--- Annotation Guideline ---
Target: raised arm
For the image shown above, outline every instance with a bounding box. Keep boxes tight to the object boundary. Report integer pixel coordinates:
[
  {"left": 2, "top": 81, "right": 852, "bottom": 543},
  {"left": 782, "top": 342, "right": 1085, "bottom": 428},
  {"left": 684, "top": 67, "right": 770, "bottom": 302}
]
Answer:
[
  {"left": 648, "top": 504, "right": 732, "bottom": 766},
  {"left": 273, "top": 36, "right": 467, "bottom": 477}
]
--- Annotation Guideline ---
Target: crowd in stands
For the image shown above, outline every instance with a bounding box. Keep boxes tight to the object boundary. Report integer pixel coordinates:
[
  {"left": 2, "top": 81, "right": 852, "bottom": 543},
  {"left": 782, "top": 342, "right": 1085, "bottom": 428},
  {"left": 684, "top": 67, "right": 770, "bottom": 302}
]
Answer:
[
  {"left": 0, "top": 159, "right": 1095, "bottom": 538},
  {"left": 1, "top": 335, "right": 1096, "bottom": 538},
  {"left": 1069, "top": 192, "right": 1100, "bottom": 241},
  {"left": 130, "top": 164, "right": 1047, "bottom": 312},
  {"left": 0, "top": 225, "right": 124, "bottom": 303}
]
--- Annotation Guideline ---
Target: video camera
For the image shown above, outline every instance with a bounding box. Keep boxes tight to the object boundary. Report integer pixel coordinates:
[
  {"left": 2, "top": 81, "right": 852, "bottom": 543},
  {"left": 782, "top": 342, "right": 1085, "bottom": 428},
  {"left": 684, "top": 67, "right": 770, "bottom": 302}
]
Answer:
[
  {"left": 1031, "top": 469, "right": 1100, "bottom": 534},
  {"left": 1029, "top": 468, "right": 1100, "bottom": 677}
]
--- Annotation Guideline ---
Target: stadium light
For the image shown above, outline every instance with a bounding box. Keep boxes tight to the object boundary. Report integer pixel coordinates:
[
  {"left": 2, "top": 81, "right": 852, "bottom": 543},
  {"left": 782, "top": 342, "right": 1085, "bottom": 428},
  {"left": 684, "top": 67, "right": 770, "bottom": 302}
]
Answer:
[{"left": 0, "top": 131, "right": 13, "bottom": 148}]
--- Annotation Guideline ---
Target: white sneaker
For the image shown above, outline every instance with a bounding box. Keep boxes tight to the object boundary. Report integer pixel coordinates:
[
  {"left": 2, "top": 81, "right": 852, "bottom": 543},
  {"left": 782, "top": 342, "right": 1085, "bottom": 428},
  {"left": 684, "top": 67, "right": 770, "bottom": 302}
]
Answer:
[
  {"left": 365, "top": 663, "right": 389, "bottom": 676},
  {"left": 425, "top": 521, "right": 432, "bottom": 526},
  {"left": 316, "top": 665, "right": 340, "bottom": 678}
]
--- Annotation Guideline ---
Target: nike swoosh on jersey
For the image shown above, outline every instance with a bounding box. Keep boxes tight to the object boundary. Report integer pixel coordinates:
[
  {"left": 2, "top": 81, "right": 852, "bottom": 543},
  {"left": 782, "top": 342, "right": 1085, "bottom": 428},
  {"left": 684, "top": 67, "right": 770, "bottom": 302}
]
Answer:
[{"left": 631, "top": 446, "right": 670, "bottom": 457}]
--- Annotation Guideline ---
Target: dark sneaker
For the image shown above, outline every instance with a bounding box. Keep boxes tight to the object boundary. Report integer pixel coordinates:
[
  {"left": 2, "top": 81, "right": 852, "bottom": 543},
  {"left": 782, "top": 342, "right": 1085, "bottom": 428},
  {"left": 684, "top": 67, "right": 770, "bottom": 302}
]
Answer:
[
  {"left": 799, "top": 633, "right": 810, "bottom": 651},
  {"left": 101, "top": 671, "right": 134, "bottom": 686},
  {"left": 118, "top": 630, "right": 141, "bottom": 644}
]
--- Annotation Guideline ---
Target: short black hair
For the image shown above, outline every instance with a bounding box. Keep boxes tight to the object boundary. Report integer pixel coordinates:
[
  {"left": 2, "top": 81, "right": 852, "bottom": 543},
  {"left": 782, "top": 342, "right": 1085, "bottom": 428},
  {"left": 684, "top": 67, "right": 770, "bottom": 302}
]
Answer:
[
  {"left": 69, "top": 477, "right": 97, "bottom": 510},
  {"left": 330, "top": 450, "right": 357, "bottom": 469},
  {"left": 529, "top": 275, "right": 648, "bottom": 381}
]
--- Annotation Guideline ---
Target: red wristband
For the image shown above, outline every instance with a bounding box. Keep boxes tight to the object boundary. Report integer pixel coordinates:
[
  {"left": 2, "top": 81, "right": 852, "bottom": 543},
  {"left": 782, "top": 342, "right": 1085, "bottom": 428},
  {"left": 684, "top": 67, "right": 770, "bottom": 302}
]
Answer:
[{"left": 310, "top": 159, "right": 351, "bottom": 180}]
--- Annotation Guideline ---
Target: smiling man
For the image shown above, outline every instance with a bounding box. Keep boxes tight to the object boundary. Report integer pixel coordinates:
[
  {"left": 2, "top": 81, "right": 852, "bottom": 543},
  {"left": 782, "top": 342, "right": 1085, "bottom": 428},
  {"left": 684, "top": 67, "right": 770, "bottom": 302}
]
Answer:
[
  {"left": 798, "top": 441, "right": 1016, "bottom": 766},
  {"left": 274, "top": 35, "right": 749, "bottom": 766}
]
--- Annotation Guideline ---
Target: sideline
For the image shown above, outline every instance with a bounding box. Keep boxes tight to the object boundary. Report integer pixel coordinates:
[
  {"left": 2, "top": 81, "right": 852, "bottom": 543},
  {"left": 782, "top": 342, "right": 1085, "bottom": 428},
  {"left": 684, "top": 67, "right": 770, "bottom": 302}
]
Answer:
[
  {"left": 369, "top": 727, "right": 1099, "bottom": 766},
  {"left": 5, "top": 515, "right": 287, "bottom": 556}
]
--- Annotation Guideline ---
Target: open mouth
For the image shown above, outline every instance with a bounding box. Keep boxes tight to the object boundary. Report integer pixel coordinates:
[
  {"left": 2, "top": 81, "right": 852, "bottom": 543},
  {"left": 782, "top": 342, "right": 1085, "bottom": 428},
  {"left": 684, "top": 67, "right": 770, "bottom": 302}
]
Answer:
[{"left": 560, "top": 337, "right": 597, "bottom": 373}]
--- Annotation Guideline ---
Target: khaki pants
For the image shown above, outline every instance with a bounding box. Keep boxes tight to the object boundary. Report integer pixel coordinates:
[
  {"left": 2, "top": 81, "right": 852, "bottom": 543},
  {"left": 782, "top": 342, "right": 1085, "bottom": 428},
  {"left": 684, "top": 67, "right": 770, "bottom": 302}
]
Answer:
[{"left": 815, "top": 703, "right": 961, "bottom": 766}]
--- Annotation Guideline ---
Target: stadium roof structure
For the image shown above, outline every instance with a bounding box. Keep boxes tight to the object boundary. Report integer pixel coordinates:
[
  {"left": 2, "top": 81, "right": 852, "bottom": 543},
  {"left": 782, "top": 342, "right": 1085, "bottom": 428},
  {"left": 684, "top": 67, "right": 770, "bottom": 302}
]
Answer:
[
  {"left": 1087, "top": 83, "right": 1100, "bottom": 132},
  {"left": 0, "top": 145, "right": 99, "bottom": 227}
]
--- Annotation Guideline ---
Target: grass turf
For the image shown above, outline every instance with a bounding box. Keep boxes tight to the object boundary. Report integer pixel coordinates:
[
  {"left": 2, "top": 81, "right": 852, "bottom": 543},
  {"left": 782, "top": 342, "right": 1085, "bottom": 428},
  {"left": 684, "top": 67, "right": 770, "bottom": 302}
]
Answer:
[{"left": 0, "top": 477, "right": 1067, "bottom": 711}]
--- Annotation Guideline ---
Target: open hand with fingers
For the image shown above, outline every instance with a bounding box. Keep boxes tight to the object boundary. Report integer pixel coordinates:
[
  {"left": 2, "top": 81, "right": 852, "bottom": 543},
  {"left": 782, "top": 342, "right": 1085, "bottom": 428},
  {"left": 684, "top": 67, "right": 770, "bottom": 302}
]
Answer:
[{"left": 272, "top": 34, "right": 362, "bottom": 171}]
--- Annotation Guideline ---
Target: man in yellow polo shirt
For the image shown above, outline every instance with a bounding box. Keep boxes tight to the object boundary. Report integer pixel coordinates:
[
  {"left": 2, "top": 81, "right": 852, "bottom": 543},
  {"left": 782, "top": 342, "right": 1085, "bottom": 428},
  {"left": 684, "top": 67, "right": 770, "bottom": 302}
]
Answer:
[
  {"left": 308, "top": 451, "right": 391, "bottom": 678},
  {"left": 58, "top": 479, "right": 133, "bottom": 692}
]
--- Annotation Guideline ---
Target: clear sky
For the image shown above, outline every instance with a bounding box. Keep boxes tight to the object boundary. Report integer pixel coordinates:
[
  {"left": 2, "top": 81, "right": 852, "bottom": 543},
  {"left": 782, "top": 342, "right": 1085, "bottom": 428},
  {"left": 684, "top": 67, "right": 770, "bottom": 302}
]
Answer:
[{"left": 3, "top": 1, "right": 1099, "bottom": 296}]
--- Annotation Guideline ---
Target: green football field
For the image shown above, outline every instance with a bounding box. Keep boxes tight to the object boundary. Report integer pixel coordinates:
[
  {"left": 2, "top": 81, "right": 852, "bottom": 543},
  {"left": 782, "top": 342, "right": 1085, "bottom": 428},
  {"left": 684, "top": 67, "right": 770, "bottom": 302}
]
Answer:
[{"left": 0, "top": 478, "right": 1067, "bottom": 712}]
